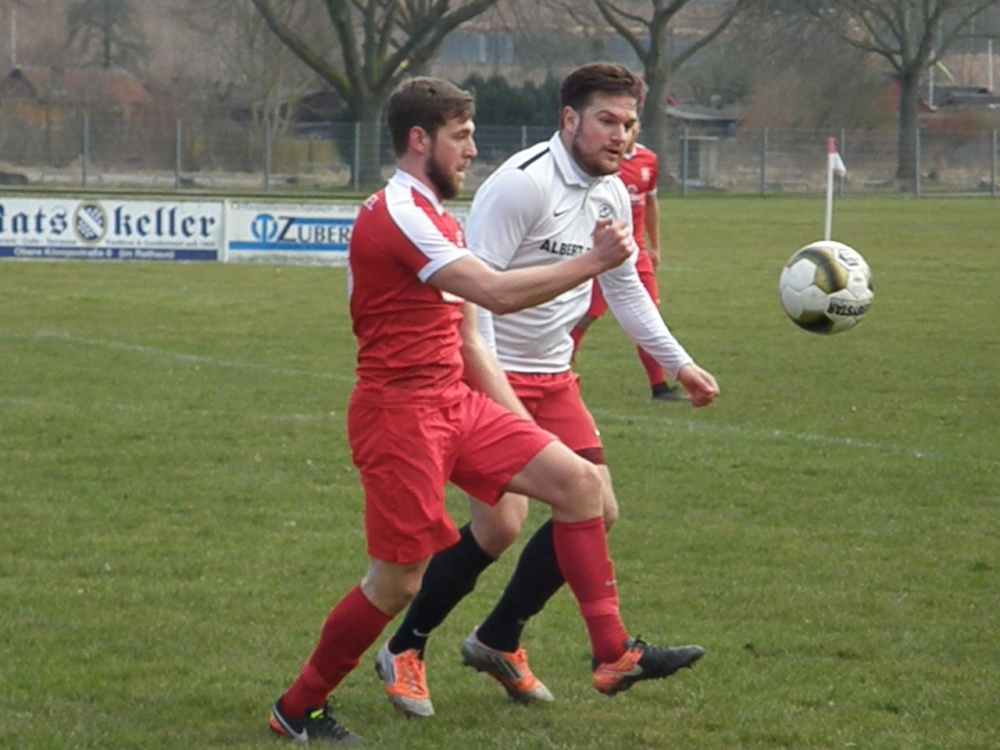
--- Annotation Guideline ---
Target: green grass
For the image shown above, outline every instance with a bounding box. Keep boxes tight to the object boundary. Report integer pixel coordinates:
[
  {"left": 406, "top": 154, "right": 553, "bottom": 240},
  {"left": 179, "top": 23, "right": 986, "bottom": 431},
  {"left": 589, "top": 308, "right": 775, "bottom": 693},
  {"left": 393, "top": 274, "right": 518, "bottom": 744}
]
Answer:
[{"left": 1, "top": 196, "right": 998, "bottom": 749}]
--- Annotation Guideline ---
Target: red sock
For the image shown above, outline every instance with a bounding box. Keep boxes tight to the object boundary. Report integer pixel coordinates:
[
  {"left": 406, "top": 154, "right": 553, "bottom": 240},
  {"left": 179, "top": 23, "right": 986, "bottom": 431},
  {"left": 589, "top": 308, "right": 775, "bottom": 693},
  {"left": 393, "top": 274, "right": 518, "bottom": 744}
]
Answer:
[
  {"left": 281, "top": 585, "right": 392, "bottom": 718},
  {"left": 638, "top": 347, "right": 667, "bottom": 389},
  {"left": 551, "top": 518, "right": 628, "bottom": 663}
]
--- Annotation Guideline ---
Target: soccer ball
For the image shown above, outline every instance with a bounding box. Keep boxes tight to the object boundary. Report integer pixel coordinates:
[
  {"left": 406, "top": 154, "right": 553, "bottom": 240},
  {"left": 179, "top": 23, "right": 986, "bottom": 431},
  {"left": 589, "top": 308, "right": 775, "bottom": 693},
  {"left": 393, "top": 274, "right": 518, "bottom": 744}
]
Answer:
[{"left": 778, "top": 240, "right": 873, "bottom": 334}]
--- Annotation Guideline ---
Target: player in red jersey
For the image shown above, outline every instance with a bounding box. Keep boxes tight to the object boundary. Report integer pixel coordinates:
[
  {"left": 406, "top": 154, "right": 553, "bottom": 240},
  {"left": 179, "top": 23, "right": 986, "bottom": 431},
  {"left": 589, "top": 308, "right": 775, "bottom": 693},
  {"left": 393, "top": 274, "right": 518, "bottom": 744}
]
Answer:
[
  {"left": 267, "top": 77, "right": 687, "bottom": 744},
  {"left": 571, "top": 119, "right": 681, "bottom": 401}
]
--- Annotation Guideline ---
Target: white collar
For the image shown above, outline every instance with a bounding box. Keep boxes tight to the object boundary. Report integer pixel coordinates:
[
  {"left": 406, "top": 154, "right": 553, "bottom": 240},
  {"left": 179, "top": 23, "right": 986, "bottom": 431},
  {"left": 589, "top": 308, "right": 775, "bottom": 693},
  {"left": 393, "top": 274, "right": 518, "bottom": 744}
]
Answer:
[
  {"left": 391, "top": 169, "right": 446, "bottom": 215},
  {"left": 549, "top": 132, "right": 599, "bottom": 188}
]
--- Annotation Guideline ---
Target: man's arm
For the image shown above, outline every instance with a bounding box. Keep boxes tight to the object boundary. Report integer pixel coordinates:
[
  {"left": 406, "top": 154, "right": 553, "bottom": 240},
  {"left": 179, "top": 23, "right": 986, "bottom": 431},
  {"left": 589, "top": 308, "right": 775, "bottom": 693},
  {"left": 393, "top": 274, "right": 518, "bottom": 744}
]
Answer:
[
  {"left": 599, "top": 266, "right": 719, "bottom": 407},
  {"left": 459, "top": 302, "right": 532, "bottom": 420},
  {"left": 429, "top": 220, "right": 632, "bottom": 315}
]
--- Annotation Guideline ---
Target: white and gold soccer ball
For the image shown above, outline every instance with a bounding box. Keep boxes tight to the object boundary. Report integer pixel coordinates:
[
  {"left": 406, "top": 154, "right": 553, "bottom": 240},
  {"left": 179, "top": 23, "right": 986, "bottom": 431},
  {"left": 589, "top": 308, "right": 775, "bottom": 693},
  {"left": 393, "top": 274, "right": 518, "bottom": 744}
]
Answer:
[{"left": 778, "top": 240, "right": 873, "bottom": 335}]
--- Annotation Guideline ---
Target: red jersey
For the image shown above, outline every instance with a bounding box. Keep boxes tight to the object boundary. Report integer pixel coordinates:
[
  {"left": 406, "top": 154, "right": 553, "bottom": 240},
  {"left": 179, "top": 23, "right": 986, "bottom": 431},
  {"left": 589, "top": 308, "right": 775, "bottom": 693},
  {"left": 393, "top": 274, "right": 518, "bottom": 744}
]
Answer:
[
  {"left": 348, "top": 170, "right": 470, "bottom": 396},
  {"left": 617, "top": 144, "right": 659, "bottom": 252}
]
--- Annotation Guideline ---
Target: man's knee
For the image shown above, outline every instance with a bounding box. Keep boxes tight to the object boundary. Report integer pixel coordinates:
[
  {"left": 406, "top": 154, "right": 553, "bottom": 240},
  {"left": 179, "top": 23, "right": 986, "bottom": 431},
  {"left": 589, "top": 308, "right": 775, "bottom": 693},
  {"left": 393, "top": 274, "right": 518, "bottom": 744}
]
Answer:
[
  {"left": 559, "top": 459, "right": 604, "bottom": 516},
  {"left": 361, "top": 559, "right": 427, "bottom": 616},
  {"left": 470, "top": 493, "right": 528, "bottom": 557}
]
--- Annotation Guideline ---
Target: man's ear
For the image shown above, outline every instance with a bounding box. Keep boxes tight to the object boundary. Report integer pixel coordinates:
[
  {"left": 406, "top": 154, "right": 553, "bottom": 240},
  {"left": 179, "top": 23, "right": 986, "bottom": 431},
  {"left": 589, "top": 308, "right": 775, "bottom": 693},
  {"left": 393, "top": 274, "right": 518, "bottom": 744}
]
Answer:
[
  {"left": 561, "top": 106, "right": 578, "bottom": 133},
  {"left": 409, "top": 126, "right": 431, "bottom": 155}
]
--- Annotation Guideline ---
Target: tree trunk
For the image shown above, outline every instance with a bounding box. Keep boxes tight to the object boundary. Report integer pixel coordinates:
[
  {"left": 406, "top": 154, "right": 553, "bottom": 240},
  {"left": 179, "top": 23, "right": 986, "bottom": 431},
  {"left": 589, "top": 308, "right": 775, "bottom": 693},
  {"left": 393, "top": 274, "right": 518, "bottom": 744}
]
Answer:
[
  {"left": 352, "top": 95, "right": 388, "bottom": 189},
  {"left": 896, "top": 71, "right": 921, "bottom": 184},
  {"left": 642, "top": 74, "right": 670, "bottom": 169}
]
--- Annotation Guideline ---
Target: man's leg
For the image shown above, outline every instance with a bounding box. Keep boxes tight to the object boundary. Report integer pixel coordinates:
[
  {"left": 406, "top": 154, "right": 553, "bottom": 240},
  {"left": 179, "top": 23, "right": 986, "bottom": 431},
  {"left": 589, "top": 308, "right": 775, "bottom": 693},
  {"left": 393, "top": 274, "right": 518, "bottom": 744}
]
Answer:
[
  {"left": 640, "top": 346, "right": 679, "bottom": 400},
  {"left": 636, "top": 264, "right": 683, "bottom": 401},
  {"left": 505, "top": 444, "right": 627, "bottom": 663},
  {"left": 507, "top": 443, "right": 705, "bottom": 695},
  {"left": 474, "top": 519, "right": 562, "bottom": 652},
  {"left": 386, "top": 526, "right": 494, "bottom": 655},
  {"left": 377, "top": 497, "right": 527, "bottom": 716},
  {"left": 476, "top": 465, "right": 617, "bottom": 652},
  {"left": 270, "top": 559, "right": 425, "bottom": 740}
]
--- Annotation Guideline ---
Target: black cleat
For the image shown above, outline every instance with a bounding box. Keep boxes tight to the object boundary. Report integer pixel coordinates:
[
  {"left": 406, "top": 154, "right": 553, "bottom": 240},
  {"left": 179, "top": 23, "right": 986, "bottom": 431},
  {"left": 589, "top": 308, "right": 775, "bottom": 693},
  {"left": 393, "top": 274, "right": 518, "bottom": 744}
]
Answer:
[
  {"left": 651, "top": 384, "right": 687, "bottom": 402},
  {"left": 592, "top": 638, "right": 704, "bottom": 696},
  {"left": 269, "top": 698, "right": 365, "bottom": 744}
]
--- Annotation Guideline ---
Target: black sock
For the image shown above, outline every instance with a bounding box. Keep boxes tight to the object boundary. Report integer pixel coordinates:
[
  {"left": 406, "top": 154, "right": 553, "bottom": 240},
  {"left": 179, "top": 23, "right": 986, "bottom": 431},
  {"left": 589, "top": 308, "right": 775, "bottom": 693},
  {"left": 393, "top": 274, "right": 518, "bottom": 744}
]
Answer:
[
  {"left": 476, "top": 520, "right": 565, "bottom": 653},
  {"left": 388, "top": 524, "right": 494, "bottom": 656}
]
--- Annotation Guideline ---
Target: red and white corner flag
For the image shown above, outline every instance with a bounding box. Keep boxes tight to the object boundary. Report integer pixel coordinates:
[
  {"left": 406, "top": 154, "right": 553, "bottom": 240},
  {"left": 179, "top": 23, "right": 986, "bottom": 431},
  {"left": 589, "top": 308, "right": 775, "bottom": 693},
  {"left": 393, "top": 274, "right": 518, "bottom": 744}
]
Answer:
[
  {"left": 825, "top": 137, "right": 846, "bottom": 240},
  {"left": 829, "top": 137, "right": 847, "bottom": 177}
]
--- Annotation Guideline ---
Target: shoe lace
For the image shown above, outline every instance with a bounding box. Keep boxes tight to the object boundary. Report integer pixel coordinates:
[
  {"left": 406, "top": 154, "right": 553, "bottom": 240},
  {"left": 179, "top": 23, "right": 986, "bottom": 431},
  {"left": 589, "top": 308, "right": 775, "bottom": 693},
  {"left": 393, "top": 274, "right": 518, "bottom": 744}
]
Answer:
[
  {"left": 397, "top": 650, "right": 429, "bottom": 697},
  {"left": 506, "top": 647, "right": 537, "bottom": 686},
  {"left": 510, "top": 647, "right": 529, "bottom": 671},
  {"left": 307, "top": 704, "right": 355, "bottom": 742}
]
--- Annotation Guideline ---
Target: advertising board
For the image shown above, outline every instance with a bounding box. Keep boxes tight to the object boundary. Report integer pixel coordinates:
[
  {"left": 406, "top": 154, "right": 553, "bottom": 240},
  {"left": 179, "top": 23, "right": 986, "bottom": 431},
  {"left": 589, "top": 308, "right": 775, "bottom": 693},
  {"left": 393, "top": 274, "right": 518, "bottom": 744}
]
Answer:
[{"left": 0, "top": 197, "right": 223, "bottom": 261}]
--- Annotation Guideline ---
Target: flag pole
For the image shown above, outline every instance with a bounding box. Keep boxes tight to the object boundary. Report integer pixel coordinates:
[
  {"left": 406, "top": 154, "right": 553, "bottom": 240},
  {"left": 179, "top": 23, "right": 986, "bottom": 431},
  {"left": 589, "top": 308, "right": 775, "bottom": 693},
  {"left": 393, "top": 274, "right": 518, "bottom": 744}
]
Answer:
[{"left": 824, "top": 137, "right": 836, "bottom": 241}]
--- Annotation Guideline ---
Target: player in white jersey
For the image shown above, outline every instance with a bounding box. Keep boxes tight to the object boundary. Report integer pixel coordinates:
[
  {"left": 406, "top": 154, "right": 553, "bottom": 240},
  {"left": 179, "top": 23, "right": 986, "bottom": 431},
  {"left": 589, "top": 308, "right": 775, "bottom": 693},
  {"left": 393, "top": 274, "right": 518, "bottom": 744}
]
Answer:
[{"left": 376, "top": 64, "right": 719, "bottom": 717}]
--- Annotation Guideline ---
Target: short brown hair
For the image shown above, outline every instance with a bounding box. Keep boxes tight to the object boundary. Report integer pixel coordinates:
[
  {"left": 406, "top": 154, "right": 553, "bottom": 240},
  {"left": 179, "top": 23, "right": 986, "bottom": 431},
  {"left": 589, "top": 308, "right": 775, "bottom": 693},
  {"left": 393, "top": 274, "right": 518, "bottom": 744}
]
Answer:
[
  {"left": 385, "top": 77, "right": 476, "bottom": 157},
  {"left": 559, "top": 63, "right": 644, "bottom": 113}
]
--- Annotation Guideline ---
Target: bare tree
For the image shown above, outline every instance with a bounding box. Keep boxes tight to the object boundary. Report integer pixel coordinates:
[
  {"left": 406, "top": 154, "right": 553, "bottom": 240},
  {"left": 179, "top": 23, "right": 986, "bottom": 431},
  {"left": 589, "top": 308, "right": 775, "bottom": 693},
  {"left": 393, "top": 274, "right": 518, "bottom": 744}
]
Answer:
[
  {"left": 169, "top": 0, "right": 321, "bottom": 171},
  {"left": 549, "top": 0, "right": 750, "bottom": 157},
  {"left": 66, "top": 0, "right": 149, "bottom": 73},
  {"left": 801, "top": 0, "right": 1000, "bottom": 180},
  {"left": 681, "top": 2, "right": 891, "bottom": 130},
  {"left": 247, "top": 0, "right": 500, "bottom": 185}
]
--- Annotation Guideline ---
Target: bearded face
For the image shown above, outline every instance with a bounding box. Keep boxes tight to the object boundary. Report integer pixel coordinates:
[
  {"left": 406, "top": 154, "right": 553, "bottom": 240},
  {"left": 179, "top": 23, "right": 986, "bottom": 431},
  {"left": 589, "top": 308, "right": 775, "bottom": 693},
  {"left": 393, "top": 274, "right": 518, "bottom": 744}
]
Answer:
[{"left": 566, "top": 93, "right": 638, "bottom": 177}]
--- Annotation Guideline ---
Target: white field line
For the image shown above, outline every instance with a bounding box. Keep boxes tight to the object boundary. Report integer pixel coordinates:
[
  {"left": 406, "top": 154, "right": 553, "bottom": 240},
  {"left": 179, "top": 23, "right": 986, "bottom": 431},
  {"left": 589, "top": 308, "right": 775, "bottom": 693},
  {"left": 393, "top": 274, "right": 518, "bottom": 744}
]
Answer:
[
  {"left": 589, "top": 407, "right": 963, "bottom": 466},
  {"left": 3, "top": 330, "right": 992, "bottom": 469},
  {"left": 1, "top": 395, "right": 337, "bottom": 423},
  {"left": 2, "top": 331, "right": 354, "bottom": 382}
]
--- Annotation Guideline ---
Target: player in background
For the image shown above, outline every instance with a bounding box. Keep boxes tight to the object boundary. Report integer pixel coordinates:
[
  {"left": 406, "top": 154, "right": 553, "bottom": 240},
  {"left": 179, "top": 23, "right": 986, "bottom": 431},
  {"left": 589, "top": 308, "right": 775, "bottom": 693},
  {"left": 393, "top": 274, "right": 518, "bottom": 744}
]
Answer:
[
  {"left": 571, "top": 116, "right": 681, "bottom": 401},
  {"left": 268, "top": 76, "right": 696, "bottom": 744},
  {"left": 375, "top": 64, "right": 719, "bottom": 720}
]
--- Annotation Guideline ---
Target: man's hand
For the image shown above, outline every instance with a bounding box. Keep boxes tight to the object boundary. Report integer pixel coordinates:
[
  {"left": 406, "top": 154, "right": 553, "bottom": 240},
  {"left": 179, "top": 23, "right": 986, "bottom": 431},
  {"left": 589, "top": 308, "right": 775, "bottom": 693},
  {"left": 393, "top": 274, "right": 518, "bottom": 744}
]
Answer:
[
  {"left": 591, "top": 220, "right": 634, "bottom": 272},
  {"left": 677, "top": 363, "right": 720, "bottom": 408}
]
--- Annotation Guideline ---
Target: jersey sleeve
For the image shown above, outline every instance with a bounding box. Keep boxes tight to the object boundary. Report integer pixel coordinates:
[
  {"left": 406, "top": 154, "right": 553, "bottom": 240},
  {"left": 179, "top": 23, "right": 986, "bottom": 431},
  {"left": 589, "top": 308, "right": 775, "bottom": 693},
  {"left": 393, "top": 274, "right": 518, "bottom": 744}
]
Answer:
[
  {"left": 387, "top": 196, "right": 469, "bottom": 283},
  {"left": 466, "top": 169, "right": 543, "bottom": 271},
  {"left": 598, "top": 263, "right": 694, "bottom": 380}
]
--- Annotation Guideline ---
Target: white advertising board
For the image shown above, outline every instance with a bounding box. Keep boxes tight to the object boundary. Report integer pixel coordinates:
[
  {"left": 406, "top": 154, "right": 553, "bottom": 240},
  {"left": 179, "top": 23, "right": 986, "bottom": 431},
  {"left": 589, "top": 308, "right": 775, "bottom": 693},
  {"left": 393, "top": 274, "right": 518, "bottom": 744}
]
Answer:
[
  {"left": 225, "top": 201, "right": 357, "bottom": 266},
  {"left": 0, "top": 197, "right": 222, "bottom": 261}
]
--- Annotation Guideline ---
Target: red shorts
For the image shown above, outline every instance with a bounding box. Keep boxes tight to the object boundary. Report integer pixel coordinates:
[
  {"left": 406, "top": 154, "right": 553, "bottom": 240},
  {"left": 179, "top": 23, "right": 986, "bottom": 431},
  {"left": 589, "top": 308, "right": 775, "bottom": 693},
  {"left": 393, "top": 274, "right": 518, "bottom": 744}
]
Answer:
[
  {"left": 348, "top": 384, "right": 555, "bottom": 564},
  {"left": 585, "top": 250, "right": 659, "bottom": 320},
  {"left": 506, "top": 371, "right": 604, "bottom": 463}
]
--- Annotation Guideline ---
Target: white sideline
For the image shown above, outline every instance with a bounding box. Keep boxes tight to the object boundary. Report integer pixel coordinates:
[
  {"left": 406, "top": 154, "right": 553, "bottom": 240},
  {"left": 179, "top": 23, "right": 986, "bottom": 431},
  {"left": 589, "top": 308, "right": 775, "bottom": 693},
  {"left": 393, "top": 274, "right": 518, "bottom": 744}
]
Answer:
[
  {"left": 4, "top": 330, "right": 353, "bottom": 382},
  {"left": 590, "top": 407, "right": 946, "bottom": 464}
]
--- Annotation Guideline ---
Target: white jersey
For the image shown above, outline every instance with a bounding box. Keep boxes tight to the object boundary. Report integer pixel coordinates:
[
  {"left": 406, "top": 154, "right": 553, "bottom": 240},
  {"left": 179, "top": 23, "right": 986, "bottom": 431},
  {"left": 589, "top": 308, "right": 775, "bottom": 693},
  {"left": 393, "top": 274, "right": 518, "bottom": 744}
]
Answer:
[{"left": 467, "top": 132, "right": 694, "bottom": 377}]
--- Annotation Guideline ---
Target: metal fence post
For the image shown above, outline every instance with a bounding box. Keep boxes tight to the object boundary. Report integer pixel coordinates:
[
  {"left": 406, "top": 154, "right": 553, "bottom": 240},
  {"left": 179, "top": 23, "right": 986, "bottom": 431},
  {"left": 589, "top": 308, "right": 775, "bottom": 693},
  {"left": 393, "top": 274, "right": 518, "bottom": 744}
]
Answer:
[
  {"left": 759, "top": 128, "right": 767, "bottom": 196},
  {"left": 264, "top": 118, "right": 272, "bottom": 191},
  {"left": 681, "top": 127, "right": 689, "bottom": 197},
  {"left": 521, "top": 125, "right": 527, "bottom": 151},
  {"left": 174, "top": 119, "right": 182, "bottom": 190},
  {"left": 914, "top": 129, "right": 921, "bottom": 198},
  {"left": 82, "top": 113, "right": 89, "bottom": 188},
  {"left": 992, "top": 129, "right": 997, "bottom": 198},
  {"left": 353, "top": 122, "right": 361, "bottom": 193}
]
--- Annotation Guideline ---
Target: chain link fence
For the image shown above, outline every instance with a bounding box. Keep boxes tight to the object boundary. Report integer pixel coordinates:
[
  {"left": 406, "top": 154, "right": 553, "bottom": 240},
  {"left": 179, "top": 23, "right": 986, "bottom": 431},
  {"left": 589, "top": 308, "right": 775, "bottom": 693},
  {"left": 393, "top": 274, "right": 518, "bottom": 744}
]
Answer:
[{"left": 1, "top": 106, "right": 997, "bottom": 197}]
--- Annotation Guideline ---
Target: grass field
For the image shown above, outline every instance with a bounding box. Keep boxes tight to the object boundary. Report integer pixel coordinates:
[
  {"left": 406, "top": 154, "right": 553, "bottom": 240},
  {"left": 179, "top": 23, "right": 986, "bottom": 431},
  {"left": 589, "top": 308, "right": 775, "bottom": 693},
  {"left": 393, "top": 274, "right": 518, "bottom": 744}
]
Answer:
[{"left": 1, "top": 196, "right": 997, "bottom": 749}]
